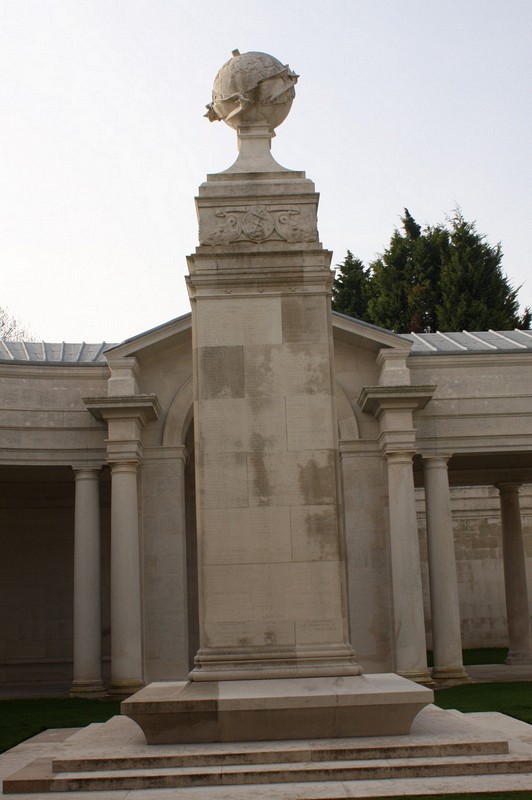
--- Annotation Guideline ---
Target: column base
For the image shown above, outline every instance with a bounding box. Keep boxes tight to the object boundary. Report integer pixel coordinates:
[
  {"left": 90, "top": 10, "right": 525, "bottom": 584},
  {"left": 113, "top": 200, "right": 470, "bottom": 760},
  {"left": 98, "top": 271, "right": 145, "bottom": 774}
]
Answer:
[
  {"left": 432, "top": 665, "right": 471, "bottom": 685},
  {"left": 189, "top": 645, "right": 362, "bottom": 681},
  {"left": 397, "top": 668, "right": 435, "bottom": 686},
  {"left": 69, "top": 680, "right": 106, "bottom": 698},
  {"left": 505, "top": 653, "right": 532, "bottom": 665},
  {"left": 108, "top": 679, "right": 145, "bottom": 697}
]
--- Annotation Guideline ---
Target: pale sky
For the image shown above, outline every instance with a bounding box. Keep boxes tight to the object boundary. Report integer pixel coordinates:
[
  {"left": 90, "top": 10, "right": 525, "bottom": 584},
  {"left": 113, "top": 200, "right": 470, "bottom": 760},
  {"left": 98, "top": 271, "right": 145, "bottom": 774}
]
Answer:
[{"left": 2, "top": 0, "right": 531, "bottom": 343}]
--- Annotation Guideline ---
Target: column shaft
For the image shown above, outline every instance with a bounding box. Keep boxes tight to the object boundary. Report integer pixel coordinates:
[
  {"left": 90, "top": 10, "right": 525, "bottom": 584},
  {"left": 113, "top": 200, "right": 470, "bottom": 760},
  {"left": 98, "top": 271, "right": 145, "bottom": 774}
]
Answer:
[
  {"left": 386, "top": 451, "right": 431, "bottom": 683},
  {"left": 423, "top": 456, "right": 468, "bottom": 682},
  {"left": 110, "top": 461, "right": 144, "bottom": 694},
  {"left": 71, "top": 468, "right": 104, "bottom": 695},
  {"left": 497, "top": 483, "right": 532, "bottom": 664}
]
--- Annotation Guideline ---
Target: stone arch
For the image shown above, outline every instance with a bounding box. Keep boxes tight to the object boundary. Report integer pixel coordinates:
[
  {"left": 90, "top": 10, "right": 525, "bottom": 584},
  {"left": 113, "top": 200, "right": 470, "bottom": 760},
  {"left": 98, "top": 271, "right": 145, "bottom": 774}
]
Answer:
[
  {"left": 162, "top": 377, "right": 194, "bottom": 447},
  {"left": 335, "top": 381, "right": 360, "bottom": 441}
]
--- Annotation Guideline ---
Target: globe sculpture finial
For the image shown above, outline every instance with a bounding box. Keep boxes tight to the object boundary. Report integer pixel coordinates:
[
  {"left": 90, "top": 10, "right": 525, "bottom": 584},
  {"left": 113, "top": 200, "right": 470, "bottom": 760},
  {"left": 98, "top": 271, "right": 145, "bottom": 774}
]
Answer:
[{"left": 205, "top": 50, "right": 299, "bottom": 173}]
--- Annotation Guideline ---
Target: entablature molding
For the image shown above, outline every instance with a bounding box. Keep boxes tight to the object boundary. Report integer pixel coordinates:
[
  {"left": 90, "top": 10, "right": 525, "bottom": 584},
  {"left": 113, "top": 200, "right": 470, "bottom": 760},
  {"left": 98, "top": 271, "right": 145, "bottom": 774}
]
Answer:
[
  {"left": 143, "top": 445, "right": 189, "bottom": 465},
  {"left": 105, "top": 438, "right": 143, "bottom": 464},
  {"left": 407, "top": 352, "right": 532, "bottom": 370},
  {"left": 377, "top": 429, "right": 418, "bottom": 455}
]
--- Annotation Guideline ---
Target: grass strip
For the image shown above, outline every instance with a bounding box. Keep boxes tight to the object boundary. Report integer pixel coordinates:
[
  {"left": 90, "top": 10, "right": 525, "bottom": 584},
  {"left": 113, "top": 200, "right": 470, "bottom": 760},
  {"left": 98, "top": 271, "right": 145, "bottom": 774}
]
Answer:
[
  {"left": 434, "top": 681, "right": 532, "bottom": 724},
  {"left": 367, "top": 794, "right": 531, "bottom": 799},
  {"left": 427, "top": 648, "right": 509, "bottom": 667}
]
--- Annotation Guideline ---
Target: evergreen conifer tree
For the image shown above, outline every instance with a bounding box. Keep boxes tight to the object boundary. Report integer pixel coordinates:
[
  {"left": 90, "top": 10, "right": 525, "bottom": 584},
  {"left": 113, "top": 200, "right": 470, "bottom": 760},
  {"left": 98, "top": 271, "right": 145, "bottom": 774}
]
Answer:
[
  {"left": 332, "top": 251, "right": 373, "bottom": 321},
  {"left": 367, "top": 209, "right": 449, "bottom": 333},
  {"left": 335, "top": 208, "right": 530, "bottom": 333},
  {"left": 437, "top": 211, "right": 528, "bottom": 331}
]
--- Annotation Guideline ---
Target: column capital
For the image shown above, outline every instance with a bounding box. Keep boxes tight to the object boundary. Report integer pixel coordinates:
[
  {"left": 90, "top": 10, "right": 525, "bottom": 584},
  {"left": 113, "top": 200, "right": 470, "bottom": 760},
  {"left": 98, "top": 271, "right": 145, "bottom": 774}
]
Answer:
[
  {"left": 382, "top": 447, "right": 415, "bottom": 465},
  {"left": 109, "top": 459, "right": 140, "bottom": 474},
  {"left": 72, "top": 464, "right": 103, "bottom": 477},
  {"left": 495, "top": 481, "right": 523, "bottom": 494},
  {"left": 422, "top": 453, "right": 453, "bottom": 468}
]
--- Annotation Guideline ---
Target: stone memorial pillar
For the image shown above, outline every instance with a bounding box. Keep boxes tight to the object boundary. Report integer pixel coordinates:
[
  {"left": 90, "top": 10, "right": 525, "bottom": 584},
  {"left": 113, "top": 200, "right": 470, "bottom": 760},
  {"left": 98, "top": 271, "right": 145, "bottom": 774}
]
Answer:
[
  {"left": 122, "top": 50, "right": 433, "bottom": 742},
  {"left": 186, "top": 54, "right": 358, "bottom": 683}
]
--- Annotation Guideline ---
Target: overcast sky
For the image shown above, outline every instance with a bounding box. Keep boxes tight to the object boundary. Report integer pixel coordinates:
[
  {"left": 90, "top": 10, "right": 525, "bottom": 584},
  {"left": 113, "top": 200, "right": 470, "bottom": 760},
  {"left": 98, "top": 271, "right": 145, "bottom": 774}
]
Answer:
[{"left": 2, "top": 0, "right": 531, "bottom": 343}]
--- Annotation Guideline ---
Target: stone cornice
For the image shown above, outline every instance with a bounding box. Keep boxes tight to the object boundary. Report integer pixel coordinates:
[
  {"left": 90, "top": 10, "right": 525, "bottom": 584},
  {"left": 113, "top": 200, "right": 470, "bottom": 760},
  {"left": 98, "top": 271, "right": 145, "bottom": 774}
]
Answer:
[
  {"left": 408, "top": 352, "right": 532, "bottom": 369},
  {"left": 358, "top": 385, "right": 436, "bottom": 415},
  {"left": 83, "top": 395, "right": 161, "bottom": 422}
]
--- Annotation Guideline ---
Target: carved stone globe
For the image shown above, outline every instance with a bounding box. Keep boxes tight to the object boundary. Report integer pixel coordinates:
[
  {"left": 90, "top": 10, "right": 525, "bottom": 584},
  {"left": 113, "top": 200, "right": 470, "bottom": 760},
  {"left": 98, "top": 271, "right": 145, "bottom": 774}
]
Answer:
[{"left": 205, "top": 50, "right": 298, "bottom": 131}]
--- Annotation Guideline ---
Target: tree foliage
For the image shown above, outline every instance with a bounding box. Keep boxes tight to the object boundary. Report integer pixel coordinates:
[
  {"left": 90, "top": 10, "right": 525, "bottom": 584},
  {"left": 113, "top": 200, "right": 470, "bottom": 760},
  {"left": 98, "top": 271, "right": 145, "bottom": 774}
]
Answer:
[
  {"left": 332, "top": 209, "right": 530, "bottom": 333},
  {"left": 0, "top": 308, "right": 35, "bottom": 341},
  {"left": 331, "top": 251, "right": 373, "bottom": 320}
]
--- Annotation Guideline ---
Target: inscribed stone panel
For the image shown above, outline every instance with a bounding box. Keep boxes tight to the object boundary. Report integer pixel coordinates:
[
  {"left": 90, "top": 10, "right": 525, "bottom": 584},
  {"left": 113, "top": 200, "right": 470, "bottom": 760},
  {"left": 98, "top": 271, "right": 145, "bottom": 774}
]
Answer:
[
  {"left": 197, "top": 298, "right": 283, "bottom": 347},
  {"left": 247, "top": 450, "right": 336, "bottom": 506},
  {"left": 198, "top": 397, "right": 287, "bottom": 453},
  {"left": 203, "top": 563, "right": 290, "bottom": 624},
  {"left": 198, "top": 452, "right": 248, "bottom": 508},
  {"left": 290, "top": 504, "right": 340, "bottom": 562},
  {"left": 281, "top": 295, "right": 327, "bottom": 343},
  {"left": 202, "top": 506, "right": 292, "bottom": 565},
  {"left": 244, "top": 343, "right": 331, "bottom": 398},
  {"left": 203, "top": 619, "right": 296, "bottom": 649},
  {"left": 199, "top": 346, "right": 244, "bottom": 399},
  {"left": 279, "top": 561, "right": 345, "bottom": 621},
  {"left": 295, "top": 618, "right": 345, "bottom": 645},
  {"left": 285, "top": 393, "right": 334, "bottom": 451},
  {"left": 203, "top": 562, "right": 343, "bottom": 630}
]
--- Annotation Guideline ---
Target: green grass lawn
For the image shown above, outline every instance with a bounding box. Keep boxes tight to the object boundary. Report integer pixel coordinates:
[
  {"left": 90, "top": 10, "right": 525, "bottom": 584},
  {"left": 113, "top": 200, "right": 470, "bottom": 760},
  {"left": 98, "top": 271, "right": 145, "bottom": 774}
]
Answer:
[
  {"left": 434, "top": 680, "right": 532, "bottom": 724},
  {"left": 0, "top": 697, "right": 121, "bottom": 754},
  {"left": 371, "top": 794, "right": 530, "bottom": 799}
]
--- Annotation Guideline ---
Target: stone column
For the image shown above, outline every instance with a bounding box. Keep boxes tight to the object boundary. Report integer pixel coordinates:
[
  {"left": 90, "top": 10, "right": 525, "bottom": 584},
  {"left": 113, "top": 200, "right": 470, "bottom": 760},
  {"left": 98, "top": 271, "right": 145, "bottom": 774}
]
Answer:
[
  {"left": 385, "top": 450, "right": 432, "bottom": 682},
  {"left": 423, "top": 455, "right": 469, "bottom": 683},
  {"left": 496, "top": 482, "right": 532, "bottom": 664},
  {"left": 70, "top": 467, "right": 105, "bottom": 696},
  {"left": 109, "top": 460, "right": 144, "bottom": 694},
  {"left": 83, "top": 394, "right": 161, "bottom": 694},
  {"left": 359, "top": 385, "right": 435, "bottom": 683}
]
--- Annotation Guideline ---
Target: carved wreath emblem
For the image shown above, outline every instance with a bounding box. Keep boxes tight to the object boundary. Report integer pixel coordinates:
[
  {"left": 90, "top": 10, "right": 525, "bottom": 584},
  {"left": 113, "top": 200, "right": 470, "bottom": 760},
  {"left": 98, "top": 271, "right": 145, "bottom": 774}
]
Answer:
[
  {"left": 203, "top": 204, "right": 316, "bottom": 245},
  {"left": 242, "top": 206, "right": 275, "bottom": 241}
]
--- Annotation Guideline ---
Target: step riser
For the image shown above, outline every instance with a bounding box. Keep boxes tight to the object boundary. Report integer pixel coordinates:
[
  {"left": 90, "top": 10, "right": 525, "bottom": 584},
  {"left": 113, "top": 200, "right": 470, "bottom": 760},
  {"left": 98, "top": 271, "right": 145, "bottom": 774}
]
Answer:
[
  {"left": 7, "top": 759, "right": 532, "bottom": 794},
  {"left": 51, "top": 741, "right": 509, "bottom": 772}
]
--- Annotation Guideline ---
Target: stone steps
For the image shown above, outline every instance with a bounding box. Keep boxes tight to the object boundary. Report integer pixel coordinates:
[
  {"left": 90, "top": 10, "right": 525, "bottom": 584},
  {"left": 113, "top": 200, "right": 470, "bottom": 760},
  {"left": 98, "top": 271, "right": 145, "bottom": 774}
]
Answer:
[
  {"left": 5, "top": 749, "right": 532, "bottom": 793},
  {"left": 5, "top": 707, "right": 532, "bottom": 796},
  {"left": 50, "top": 735, "right": 508, "bottom": 772}
]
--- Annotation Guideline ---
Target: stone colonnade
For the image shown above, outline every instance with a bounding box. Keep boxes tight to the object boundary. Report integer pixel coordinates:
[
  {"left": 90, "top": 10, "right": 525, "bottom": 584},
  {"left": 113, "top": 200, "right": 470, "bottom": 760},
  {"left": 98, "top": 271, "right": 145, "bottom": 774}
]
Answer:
[
  {"left": 361, "top": 373, "right": 532, "bottom": 681},
  {"left": 70, "top": 390, "right": 532, "bottom": 693},
  {"left": 69, "top": 459, "right": 146, "bottom": 696}
]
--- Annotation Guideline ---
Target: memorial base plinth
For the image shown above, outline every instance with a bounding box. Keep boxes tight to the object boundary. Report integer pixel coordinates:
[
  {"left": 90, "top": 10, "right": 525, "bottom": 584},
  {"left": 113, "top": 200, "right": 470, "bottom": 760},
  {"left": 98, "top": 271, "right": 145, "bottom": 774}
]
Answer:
[{"left": 121, "top": 674, "right": 433, "bottom": 744}]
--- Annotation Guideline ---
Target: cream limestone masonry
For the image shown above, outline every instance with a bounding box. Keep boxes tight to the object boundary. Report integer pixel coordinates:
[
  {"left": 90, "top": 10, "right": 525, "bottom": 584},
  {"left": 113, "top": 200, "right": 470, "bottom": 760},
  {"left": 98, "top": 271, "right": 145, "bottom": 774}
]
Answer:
[{"left": 185, "top": 51, "right": 359, "bottom": 683}]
